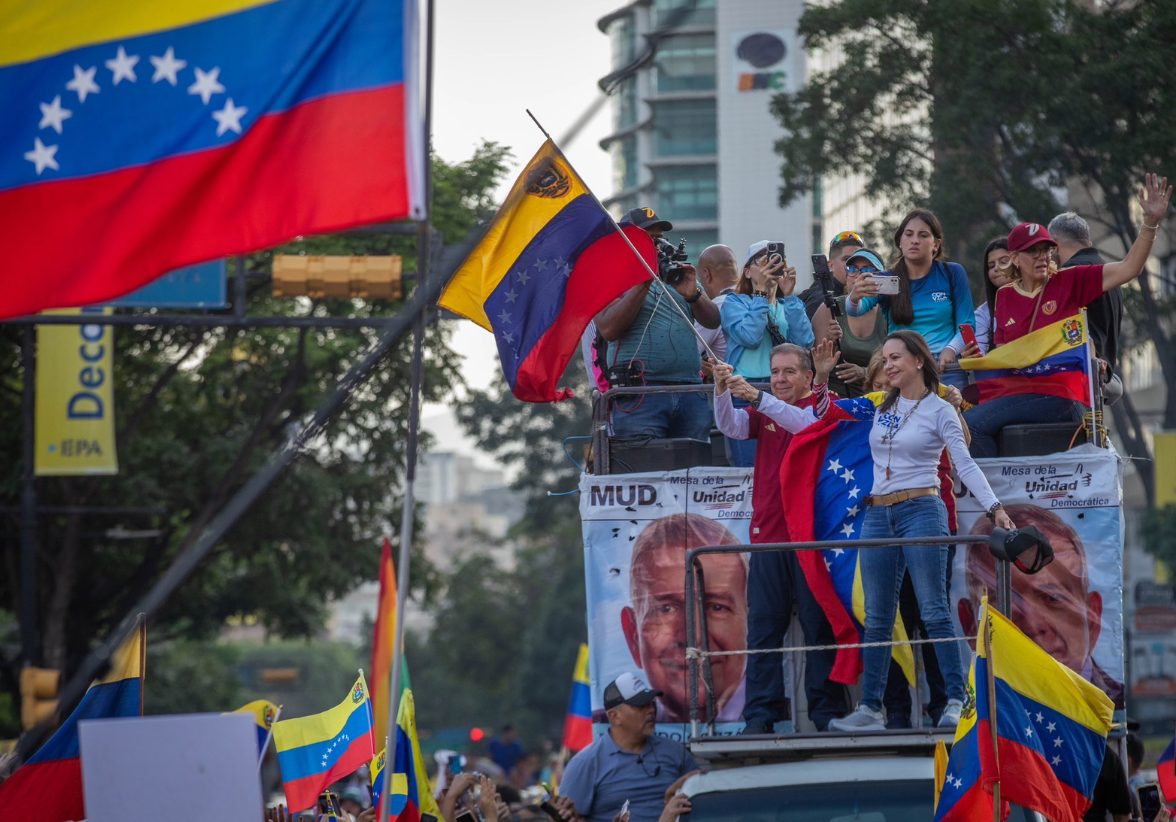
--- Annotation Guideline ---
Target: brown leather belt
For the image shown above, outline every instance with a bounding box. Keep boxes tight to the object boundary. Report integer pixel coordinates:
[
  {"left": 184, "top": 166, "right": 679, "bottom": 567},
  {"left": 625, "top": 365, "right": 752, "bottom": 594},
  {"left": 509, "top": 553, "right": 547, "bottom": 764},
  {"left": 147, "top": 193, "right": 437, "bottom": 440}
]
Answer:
[{"left": 864, "top": 487, "right": 940, "bottom": 507}]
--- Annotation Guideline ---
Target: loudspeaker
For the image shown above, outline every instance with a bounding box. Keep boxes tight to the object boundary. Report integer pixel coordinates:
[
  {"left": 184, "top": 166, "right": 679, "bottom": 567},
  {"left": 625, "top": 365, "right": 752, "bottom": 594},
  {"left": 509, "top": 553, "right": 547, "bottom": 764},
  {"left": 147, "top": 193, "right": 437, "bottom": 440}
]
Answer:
[
  {"left": 998, "top": 422, "right": 1087, "bottom": 458},
  {"left": 608, "top": 437, "right": 713, "bottom": 474}
]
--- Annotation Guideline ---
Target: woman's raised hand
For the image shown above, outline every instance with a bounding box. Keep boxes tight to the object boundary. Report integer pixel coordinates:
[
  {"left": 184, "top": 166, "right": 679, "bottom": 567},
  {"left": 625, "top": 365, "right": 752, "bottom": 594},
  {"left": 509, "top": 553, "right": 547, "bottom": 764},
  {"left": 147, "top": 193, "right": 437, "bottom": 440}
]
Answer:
[{"left": 1139, "top": 172, "right": 1173, "bottom": 227}]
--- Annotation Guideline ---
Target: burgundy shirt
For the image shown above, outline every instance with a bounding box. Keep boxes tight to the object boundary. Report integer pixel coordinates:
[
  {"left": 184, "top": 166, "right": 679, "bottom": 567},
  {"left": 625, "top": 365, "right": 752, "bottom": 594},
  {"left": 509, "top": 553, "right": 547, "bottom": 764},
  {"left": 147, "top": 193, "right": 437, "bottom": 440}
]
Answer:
[{"left": 747, "top": 391, "right": 826, "bottom": 544}]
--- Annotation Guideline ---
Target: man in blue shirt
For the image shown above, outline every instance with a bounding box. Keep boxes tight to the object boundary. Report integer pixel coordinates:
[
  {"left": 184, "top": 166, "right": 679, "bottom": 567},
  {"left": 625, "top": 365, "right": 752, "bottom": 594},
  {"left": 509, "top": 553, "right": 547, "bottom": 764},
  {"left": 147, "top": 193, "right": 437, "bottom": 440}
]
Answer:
[
  {"left": 487, "top": 725, "right": 524, "bottom": 775},
  {"left": 560, "top": 673, "right": 698, "bottom": 822}
]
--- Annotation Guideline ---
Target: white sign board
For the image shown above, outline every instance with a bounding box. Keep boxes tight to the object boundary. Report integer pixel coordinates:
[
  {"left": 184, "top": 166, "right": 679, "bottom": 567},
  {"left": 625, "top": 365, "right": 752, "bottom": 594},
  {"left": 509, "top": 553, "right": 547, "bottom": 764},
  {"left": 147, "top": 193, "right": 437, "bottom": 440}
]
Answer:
[{"left": 80, "top": 713, "right": 263, "bottom": 822}]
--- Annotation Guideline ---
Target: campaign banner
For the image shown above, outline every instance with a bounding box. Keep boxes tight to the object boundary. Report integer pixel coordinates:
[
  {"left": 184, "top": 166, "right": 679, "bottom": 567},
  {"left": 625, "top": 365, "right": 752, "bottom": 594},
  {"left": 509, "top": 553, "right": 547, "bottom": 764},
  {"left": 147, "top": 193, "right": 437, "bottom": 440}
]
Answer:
[
  {"left": 35, "top": 307, "right": 118, "bottom": 475},
  {"left": 581, "top": 468, "right": 753, "bottom": 739},
  {"left": 950, "top": 444, "right": 1125, "bottom": 708}
]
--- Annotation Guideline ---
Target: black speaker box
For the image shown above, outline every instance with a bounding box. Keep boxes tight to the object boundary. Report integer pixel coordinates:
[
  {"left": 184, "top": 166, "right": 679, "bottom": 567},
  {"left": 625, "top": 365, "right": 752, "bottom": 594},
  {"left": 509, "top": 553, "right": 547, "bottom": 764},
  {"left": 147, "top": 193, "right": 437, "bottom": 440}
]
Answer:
[
  {"left": 998, "top": 422, "right": 1087, "bottom": 457},
  {"left": 607, "top": 437, "right": 713, "bottom": 474}
]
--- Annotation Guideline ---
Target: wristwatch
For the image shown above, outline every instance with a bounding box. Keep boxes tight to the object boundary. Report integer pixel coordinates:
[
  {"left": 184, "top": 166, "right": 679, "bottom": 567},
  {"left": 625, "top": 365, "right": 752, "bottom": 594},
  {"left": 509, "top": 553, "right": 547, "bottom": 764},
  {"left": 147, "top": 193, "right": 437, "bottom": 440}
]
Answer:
[
  {"left": 751, "top": 390, "right": 765, "bottom": 410},
  {"left": 685, "top": 286, "right": 703, "bottom": 304}
]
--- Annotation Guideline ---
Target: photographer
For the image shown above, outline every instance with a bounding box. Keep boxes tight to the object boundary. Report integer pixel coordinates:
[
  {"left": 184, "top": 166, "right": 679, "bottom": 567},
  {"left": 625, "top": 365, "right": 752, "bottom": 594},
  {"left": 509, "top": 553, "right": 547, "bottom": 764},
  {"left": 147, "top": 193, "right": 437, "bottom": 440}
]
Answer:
[
  {"left": 718, "top": 242, "right": 814, "bottom": 466},
  {"left": 595, "top": 208, "right": 719, "bottom": 441},
  {"left": 798, "top": 230, "right": 865, "bottom": 318},
  {"left": 812, "top": 248, "right": 889, "bottom": 398}
]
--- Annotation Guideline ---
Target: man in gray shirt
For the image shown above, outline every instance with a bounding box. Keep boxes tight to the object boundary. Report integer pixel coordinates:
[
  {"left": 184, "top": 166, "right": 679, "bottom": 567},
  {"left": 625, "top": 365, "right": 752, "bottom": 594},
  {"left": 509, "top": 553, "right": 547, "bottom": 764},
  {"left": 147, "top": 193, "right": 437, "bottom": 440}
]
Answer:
[{"left": 559, "top": 673, "right": 698, "bottom": 822}]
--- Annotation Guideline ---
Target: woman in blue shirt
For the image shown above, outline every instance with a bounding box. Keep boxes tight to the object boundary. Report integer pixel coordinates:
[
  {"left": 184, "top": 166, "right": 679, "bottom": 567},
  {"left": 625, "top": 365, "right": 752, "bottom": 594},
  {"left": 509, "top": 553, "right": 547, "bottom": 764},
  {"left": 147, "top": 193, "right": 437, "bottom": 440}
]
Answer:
[
  {"left": 845, "top": 210, "right": 975, "bottom": 389},
  {"left": 720, "top": 241, "right": 815, "bottom": 467}
]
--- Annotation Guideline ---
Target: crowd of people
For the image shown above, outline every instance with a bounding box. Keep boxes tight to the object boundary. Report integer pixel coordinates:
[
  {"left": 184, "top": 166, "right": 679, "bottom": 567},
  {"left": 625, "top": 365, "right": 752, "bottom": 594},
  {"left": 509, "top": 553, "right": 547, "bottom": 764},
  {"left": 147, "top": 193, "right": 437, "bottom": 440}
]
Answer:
[{"left": 583, "top": 174, "right": 1170, "bottom": 736}]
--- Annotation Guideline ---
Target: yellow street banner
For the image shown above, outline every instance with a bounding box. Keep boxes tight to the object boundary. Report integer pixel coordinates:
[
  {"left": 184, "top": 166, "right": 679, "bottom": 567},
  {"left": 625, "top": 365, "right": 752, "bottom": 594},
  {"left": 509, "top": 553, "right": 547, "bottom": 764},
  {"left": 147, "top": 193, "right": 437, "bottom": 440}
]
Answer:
[
  {"left": 1156, "top": 431, "right": 1176, "bottom": 507},
  {"left": 35, "top": 308, "right": 118, "bottom": 475}
]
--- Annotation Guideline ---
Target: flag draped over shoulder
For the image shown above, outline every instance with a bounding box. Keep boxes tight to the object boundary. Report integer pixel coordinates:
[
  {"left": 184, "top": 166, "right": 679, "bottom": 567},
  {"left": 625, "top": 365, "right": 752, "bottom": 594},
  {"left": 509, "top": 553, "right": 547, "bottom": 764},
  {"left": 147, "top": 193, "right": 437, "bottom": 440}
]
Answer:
[
  {"left": 562, "top": 643, "right": 592, "bottom": 752},
  {"left": 233, "top": 699, "right": 279, "bottom": 754},
  {"left": 373, "top": 689, "right": 442, "bottom": 822},
  {"left": 372, "top": 536, "right": 410, "bottom": 746},
  {"left": 273, "top": 675, "right": 377, "bottom": 813},
  {"left": 0, "top": 0, "right": 423, "bottom": 318},
  {"left": 438, "top": 139, "right": 655, "bottom": 402},
  {"left": 780, "top": 395, "right": 914, "bottom": 685},
  {"left": 0, "top": 619, "right": 145, "bottom": 822},
  {"left": 960, "top": 313, "right": 1093, "bottom": 406},
  {"left": 1158, "top": 736, "right": 1176, "bottom": 803}
]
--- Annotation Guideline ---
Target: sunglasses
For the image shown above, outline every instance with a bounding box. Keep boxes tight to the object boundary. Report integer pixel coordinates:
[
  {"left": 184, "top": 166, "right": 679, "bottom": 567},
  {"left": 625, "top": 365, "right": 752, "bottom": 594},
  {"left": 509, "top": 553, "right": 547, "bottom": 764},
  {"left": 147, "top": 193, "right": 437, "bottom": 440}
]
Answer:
[
  {"left": 832, "top": 231, "right": 864, "bottom": 245},
  {"left": 845, "top": 265, "right": 879, "bottom": 274}
]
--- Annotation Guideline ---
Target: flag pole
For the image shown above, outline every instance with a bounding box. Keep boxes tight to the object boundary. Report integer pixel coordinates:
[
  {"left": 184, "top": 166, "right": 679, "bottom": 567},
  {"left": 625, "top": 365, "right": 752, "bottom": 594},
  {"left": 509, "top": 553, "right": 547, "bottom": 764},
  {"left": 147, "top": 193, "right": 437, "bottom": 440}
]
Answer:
[
  {"left": 380, "top": 2, "right": 432, "bottom": 821},
  {"left": 137, "top": 613, "right": 146, "bottom": 717},
  {"left": 259, "top": 704, "right": 283, "bottom": 771},
  {"left": 982, "top": 598, "right": 1000, "bottom": 822},
  {"left": 525, "top": 110, "right": 720, "bottom": 363}
]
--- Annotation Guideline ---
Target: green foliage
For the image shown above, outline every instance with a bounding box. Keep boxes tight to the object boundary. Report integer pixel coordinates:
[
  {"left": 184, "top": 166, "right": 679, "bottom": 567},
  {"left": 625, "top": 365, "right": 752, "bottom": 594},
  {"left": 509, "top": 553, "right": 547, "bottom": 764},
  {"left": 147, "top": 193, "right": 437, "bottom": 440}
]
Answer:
[
  {"left": 1140, "top": 504, "right": 1176, "bottom": 572},
  {"left": 145, "top": 640, "right": 244, "bottom": 715},
  {"left": 0, "top": 142, "right": 513, "bottom": 682}
]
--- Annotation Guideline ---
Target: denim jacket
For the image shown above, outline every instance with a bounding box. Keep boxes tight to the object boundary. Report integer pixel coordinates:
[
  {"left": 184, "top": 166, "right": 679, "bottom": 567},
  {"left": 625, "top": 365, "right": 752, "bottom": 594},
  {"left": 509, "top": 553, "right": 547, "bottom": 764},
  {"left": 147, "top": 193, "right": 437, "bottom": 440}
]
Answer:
[{"left": 720, "top": 292, "right": 814, "bottom": 377}]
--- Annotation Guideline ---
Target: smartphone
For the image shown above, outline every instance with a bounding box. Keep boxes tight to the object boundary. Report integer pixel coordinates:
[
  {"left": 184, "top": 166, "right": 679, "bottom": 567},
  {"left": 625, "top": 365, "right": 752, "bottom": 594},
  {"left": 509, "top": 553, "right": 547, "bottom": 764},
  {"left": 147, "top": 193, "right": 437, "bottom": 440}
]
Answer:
[
  {"left": 422, "top": 815, "right": 440, "bottom": 822},
  {"left": 958, "top": 323, "right": 978, "bottom": 350},
  {"left": 811, "top": 254, "right": 830, "bottom": 276},
  {"left": 1137, "top": 782, "right": 1162, "bottom": 822},
  {"left": 869, "top": 274, "right": 900, "bottom": 295},
  {"left": 318, "top": 793, "right": 341, "bottom": 819},
  {"left": 455, "top": 811, "right": 477, "bottom": 822},
  {"left": 765, "top": 241, "right": 786, "bottom": 271}
]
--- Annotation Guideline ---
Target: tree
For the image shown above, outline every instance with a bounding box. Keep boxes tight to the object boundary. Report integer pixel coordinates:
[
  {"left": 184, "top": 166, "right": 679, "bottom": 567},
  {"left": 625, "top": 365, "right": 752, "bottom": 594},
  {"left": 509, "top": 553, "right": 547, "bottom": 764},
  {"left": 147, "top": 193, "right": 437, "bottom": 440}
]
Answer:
[
  {"left": 773, "top": 0, "right": 1176, "bottom": 501},
  {"left": 0, "top": 142, "right": 513, "bottom": 682}
]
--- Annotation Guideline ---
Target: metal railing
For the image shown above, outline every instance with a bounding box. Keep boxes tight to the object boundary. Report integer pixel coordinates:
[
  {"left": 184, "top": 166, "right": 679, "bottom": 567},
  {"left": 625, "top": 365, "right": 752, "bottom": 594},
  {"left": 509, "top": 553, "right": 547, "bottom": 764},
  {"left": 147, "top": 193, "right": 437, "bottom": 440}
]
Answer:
[{"left": 683, "top": 534, "right": 1014, "bottom": 740}]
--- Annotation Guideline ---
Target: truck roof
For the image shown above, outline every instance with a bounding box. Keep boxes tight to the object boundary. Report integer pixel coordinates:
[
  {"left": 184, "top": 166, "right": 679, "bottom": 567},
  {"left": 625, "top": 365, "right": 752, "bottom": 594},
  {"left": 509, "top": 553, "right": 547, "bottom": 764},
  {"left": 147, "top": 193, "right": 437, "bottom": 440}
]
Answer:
[
  {"left": 688, "top": 728, "right": 954, "bottom": 767},
  {"left": 683, "top": 753, "right": 935, "bottom": 795}
]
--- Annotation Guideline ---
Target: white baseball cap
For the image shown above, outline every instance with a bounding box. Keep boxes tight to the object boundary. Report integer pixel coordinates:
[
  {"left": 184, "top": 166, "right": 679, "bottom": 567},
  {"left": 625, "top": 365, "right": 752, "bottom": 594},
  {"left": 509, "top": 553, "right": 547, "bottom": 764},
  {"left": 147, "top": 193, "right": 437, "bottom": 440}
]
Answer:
[{"left": 603, "top": 672, "right": 662, "bottom": 710}]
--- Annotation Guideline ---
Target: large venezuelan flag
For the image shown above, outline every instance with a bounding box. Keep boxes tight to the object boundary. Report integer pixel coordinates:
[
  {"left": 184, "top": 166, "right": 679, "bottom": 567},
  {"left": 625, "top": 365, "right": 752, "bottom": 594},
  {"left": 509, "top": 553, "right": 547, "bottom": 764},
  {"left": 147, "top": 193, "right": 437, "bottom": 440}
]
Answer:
[
  {"left": 562, "top": 643, "right": 593, "bottom": 752},
  {"left": 438, "top": 140, "right": 655, "bottom": 402},
  {"left": 0, "top": 620, "right": 145, "bottom": 822},
  {"left": 781, "top": 394, "right": 914, "bottom": 686},
  {"left": 977, "top": 602, "right": 1113, "bottom": 822},
  {"left": 371, "top": 536, "right": 410, "bottom": 747},
  {"left": 960, "top": 313, "right": 1093, "bottom": 406},
  {"left": 273, "top": 674, "right": 377, "bottom": 813},
  {"left": 375, "top": 689, "right": 442, "bottom": 822},
  {"left": 0, "top": 0, "right": 423, "bottom": 318}
]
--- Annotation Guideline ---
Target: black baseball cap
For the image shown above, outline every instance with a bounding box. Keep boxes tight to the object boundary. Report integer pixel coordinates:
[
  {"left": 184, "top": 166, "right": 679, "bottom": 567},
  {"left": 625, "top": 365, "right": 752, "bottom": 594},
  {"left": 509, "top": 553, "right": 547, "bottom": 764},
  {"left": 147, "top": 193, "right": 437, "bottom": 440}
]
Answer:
[
  {"left": 603, "top": 672, "right": 662, "bottom": 710},
  {"left": 621, "top": 207, "right": 673, "bottom": 232}
]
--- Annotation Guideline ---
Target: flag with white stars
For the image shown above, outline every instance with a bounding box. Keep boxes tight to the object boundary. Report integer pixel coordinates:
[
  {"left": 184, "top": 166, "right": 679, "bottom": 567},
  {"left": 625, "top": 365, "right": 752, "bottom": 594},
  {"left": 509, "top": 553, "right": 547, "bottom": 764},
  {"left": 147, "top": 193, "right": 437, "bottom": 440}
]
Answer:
[
  {"left": 780, "top": 395, "right": 915, "bottom": 686},
  {"left": 960, "top": 312, "right": 1093, "bottom": 407},
  {"left": 0, "top": 0, "right": 423, "bottom": 318}
]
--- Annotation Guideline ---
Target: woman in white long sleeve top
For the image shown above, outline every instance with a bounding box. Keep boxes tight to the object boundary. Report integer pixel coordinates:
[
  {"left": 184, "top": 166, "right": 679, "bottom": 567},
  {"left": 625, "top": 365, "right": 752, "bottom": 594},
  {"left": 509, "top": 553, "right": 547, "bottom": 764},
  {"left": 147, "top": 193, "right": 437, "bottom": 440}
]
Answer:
[{"left": 827, "top": 330, "right": 1015, "bottom": 733}]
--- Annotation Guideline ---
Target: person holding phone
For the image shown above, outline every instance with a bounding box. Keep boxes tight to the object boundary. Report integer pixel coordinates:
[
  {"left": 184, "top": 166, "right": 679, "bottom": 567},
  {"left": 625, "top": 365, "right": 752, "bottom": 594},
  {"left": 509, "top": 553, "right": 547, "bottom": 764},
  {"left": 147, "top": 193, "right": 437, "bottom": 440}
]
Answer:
[
  {"left": 719, "top": 241, "right": 815, "bottom": 466},
  {"left": 845, "top": 210, "right": 975, "bottom": 390},
  {"left": 942, "top": 237, "right": 1011, "bottom": 359},
  {"left": 812, "top": 248, "right": 889, "bottom": 397}
]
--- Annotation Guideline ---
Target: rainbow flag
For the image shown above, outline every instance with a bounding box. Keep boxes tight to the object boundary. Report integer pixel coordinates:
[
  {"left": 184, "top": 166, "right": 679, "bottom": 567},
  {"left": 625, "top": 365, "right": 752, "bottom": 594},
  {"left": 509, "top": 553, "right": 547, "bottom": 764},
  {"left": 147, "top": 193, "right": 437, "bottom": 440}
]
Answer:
[
  {"left": 562, "top": 644, "right": 592, "bottom": 752},
  {"left": 233, "top": 699, "right": 280, "bottom": 755},
  {"left": 374, "top": 689, "right": 442, "bottom": 822},
  {"left": 0, "top": 0, "right": 423, "bottom": 319},
  {"left": 438, "top": 140, "right": 655, "bottom": 402},
  {"left": 960, "top": 313, "right": 1093, "bottom": 406},
  {"left": 0, "top": 619, "right": 145, "bottom": 822},
  {"left": 1158, "top": 736, "right": 1175, "bottom": 804},
  {"left": 371, "top": 536, "right": 410, "bottom": 748},
  {"left": 273, "top": 674, "right": 377, "bottom": 813}
]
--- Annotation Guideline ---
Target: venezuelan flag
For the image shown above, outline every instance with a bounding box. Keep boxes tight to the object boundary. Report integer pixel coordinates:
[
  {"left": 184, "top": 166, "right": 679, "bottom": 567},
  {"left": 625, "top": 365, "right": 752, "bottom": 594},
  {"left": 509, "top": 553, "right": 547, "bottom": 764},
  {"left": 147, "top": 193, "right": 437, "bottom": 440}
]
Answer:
[
  {"left": 0, "top": 0, "right": 423, "bottom": 319},
  {"left": 233, "top": 698, "right": 280, "bottom": 754},
  {"left": 562, "top": 643, "right": 593, "bottom": 752},
  {"left": 273, "top": 674, "right": 377, "bottom": 813},
  {"left": 371, "top": 536, "right": 410, "bottom": 746},
  {"left": 976, "top": 602, "right": 1113, "bottom": 822},
  {"left": 371, "top": 746, "right": 387, "bottom": 810},
  {"left": 934, "top": 660, "right": 998, "bottom": 821},
  {"left": 960, "top": 313, "right": 1092, "bottom": 406},
  {"left": 438, "top": 140, "right": 655, "bottom": 403},
  {"left": 1158, "top": 736, "right": 1175, "bottom": 803},
  {"left": 0, "top": 619, "right": 145, "bottom": 822},
  {"left": 781, "top": 394, "right": 914, "bottom": 686},
  {"left": 376, "top": 689, "right": 442, "bottom": 822}
]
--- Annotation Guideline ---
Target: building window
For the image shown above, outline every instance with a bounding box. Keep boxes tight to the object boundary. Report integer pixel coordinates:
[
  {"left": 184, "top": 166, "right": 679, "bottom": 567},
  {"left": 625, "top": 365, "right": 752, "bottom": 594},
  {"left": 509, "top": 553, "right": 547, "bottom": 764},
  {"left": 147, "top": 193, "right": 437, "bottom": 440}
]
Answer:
[
  {"left": 612, "top": 136, "right": 639, "bottom": 191},
  {"left": 653, "top": 99, "right": 716, "bottom": 157},
  {"left": 615, "top": 76, "right": 638, "bottom": 130},
  {"left": 654, "top": 166, "right": 717, "bottom": 221},
  {"left": 674, "top": 229, "right": 719, "bottom": 253},
  {"left": 654, "top": 0, "right": 716, "bottom": 26},
  {"left": 608, "top": 14, "right": 637, "bottom": 69},
  {"left": 654, "top": 34, "right": 716, "bottom": 93}
]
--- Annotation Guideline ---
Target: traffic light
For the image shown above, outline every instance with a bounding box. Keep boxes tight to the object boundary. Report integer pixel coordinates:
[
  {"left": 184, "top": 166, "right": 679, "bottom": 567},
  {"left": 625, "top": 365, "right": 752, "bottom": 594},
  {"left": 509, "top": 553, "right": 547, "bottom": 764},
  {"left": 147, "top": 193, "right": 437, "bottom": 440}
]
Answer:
[
  {"left": 271, "top": 255, "right": 402, "bottom": 300},
  {"left": 20, "top": 666, "right": 60, "bottom": 730}
]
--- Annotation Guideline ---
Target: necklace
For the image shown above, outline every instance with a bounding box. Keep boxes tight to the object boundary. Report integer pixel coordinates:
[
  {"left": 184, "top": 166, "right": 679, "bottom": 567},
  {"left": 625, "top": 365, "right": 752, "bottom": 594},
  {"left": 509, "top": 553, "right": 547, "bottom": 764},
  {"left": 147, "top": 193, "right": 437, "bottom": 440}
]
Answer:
[{"left": 883, "top": 388, "right": 931, "bottom": 481}]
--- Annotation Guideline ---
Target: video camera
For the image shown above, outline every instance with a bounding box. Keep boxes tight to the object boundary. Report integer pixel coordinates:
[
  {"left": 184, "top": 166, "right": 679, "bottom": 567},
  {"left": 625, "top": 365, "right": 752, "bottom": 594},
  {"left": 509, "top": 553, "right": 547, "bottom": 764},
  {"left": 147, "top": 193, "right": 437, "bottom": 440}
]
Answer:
[
  {"left": 811, "top": 253, "right": 841, "bottom": 319},
  {"left": 656, "top": 238, "right": 689, "bottom": 285}
]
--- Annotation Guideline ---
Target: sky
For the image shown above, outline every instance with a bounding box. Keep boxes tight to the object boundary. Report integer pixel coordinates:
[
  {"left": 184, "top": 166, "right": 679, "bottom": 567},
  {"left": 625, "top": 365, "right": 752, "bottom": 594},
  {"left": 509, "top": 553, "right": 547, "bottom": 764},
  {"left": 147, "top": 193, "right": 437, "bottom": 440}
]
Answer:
[{"left": 420, "top": 0, "right": 620, "bottom": 469}]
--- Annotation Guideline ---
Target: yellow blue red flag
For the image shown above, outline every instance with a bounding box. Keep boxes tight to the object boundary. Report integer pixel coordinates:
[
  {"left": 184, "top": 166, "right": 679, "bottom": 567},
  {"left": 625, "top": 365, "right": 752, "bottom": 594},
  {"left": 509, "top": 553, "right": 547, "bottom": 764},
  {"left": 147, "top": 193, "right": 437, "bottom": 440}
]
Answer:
[
  {"left": 438, "top": 140, "right": 655, "bottom": 402},
  {"left": 562, "top": 644, "right": 592, "bottom": 751},
  {"left": 960, "top": 313, "right": 1093, "bottom": 406},
  {"left": 374, "top": 689, "right": 441, "bottom": 822},
  {"left": 273, "top": 674, "right": 376, "bottom": 813},
  {"left": 233, "top": 699, "right": 279, "bottom": 754}
]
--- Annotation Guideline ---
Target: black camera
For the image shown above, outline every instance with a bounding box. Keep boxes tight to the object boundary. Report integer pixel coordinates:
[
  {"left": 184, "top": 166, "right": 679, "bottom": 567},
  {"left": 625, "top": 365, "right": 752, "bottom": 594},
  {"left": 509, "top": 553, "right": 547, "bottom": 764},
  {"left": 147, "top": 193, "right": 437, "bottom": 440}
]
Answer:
[{"left": 656, "top": 238, "right": 689, "bottom": 284}]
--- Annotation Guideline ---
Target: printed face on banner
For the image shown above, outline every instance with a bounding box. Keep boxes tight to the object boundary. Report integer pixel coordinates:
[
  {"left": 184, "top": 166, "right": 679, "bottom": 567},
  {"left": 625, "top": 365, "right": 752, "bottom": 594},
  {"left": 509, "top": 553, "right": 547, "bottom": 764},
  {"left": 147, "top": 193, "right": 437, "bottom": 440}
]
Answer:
[
  {"left": 950, "top": 448, "right": 1125, "bottom": 708},
  {"left": 582, "top": 469, "right": 754, "bottom": 734}
]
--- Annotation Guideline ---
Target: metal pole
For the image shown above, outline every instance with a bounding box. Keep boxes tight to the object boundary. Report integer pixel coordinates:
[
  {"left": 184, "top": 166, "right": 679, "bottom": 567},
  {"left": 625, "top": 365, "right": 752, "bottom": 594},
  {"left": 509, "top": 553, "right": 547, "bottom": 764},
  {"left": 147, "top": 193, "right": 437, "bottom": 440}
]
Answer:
[
  {"left": 995, "top": 560, "right": 1012, "bottom": 618},
  {"left": 379, "top": 2, "right": 432, "bottom": 821},
  {"left": 20, "top": 324, "right": 38, "bottom": 667}
]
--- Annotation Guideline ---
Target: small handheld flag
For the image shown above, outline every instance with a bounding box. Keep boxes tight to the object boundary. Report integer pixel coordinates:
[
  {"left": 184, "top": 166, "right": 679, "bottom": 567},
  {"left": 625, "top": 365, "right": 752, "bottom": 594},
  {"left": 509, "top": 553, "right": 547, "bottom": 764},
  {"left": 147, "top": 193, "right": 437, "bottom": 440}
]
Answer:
[
  {"left": 562, "top": 644, "right": 592, "bottom": 752},
  {"left": 377, "top": 689, "right": 442, "bottom": 822}
]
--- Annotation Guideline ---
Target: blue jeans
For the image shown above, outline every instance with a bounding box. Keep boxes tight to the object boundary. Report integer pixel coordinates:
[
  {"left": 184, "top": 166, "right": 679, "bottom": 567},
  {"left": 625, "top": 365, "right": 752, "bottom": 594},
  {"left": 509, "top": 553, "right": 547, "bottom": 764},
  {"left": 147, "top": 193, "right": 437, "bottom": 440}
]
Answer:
[
  {"left": 858, "top": 497, "right": 965, "bottom": 714},
  {"left": 938, "top": 364, "right": 970, "bottom": 391},
  {"left": 610, "top": 390, "right": 712, "bottom": 441},
  {"left": 725, "top": 394, "right": 758, "bottom": 467},
  {"left": 744, "top": 551, "right": 848, "bottom": 730},
  {"left": 962, "top": 394, "right": 1084, "bottom": 458}
]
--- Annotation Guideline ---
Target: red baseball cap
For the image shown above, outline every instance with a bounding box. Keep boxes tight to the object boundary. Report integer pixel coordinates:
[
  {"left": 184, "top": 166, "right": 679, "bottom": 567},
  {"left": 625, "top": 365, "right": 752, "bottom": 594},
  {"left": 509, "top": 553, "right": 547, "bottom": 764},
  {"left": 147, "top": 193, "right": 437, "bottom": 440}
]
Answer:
[{"left": 1007, "top": 222, "right": 1057, "bottom": 253}]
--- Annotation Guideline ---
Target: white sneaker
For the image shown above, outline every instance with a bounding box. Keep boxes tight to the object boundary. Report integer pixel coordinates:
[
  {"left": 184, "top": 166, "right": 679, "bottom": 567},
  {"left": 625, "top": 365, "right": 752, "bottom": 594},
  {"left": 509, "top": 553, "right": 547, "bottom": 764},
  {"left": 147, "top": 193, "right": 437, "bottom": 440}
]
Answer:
[
  {"left": 938, "top": 699, "right": 964, "bottom": 728},
  {"left": 827, "top": 703, "right": 885, "bottom": 732}
]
